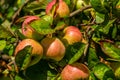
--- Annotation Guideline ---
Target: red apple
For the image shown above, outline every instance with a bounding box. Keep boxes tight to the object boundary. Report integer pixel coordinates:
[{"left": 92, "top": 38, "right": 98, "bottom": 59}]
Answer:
[
  {"left": 56, "top": 0, "right": 70, "bottom": 18},
  {"left": 46, "top": 0, "right": 70, "bottom": 18},
  {"left": 61, "top": 63, "right": 90, "bottom": 80},
  {"left": 21, "top": 16, "right": 42, "bottom": 40},
  {"left": 41, "top": 37, "right": 65, "bottom": 61},
  {"left": 46, "top": 0, "right": 56, "bottom": 16},
  {"left": 14, "top": 39, "right": 43, "bottom": 66},
  {"left": 63, "top": 26, "right": 82, "bottom": 45}
]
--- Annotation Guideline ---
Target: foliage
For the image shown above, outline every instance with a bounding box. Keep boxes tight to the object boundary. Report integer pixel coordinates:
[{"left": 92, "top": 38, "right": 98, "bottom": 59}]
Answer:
[{"left": 1, "top": 0, "right": 120, "bottom": 80}]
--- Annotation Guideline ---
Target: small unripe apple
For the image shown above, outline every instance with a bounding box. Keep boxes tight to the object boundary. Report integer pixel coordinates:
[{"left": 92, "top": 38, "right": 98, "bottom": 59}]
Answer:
[
  {"left": 56, "top": 0, "right": 70, "bottom": 18},
  {"left": 41, "top": 37, "right": 65, "bottom": 61},
  {"left": 76, "top": 0, "right": 86, "bottom": 9},
  {"left": 61, "top": 63, "right": 90, "bottom": 80},
  {"left": 63, "top": 26, "right": 82, "bottom": 45},
  {"left": 14, "top": 39, "right": 43, "bottom": 66}
]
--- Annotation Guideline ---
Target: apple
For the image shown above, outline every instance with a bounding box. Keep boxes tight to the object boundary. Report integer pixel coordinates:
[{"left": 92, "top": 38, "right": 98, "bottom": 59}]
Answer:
[
  {"left": 46, "top": 0, "right": 56, "bottom": 16},
  {"left": 21, "top": 16, "right": 42, "bottom": 40},
  {"left": 61, "top": 63, "right": 90, "bottom": 80},
  {"left": 14, "top": 39, "right": 43, "bottom": 67},
  {"left": 46, "top": 0, "right": 70, "bottom": 18},
  {"left": 63, "top": 26, "right": 82, "bottom": 45},
  {"left": 56, "top": 0, "right": 70, "bottom": 18},
  {"left": 76, "top": 0, "right": 86, "bottom": 9},
  {"left": 41, "top": 37, "right": 65, "bottom": 61}
]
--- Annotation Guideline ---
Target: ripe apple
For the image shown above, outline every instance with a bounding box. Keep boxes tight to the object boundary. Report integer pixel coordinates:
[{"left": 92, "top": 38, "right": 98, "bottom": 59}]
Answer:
[
  {"left": 63, "top": 26, "right": 82, "bottom": 45},
  {"left": 61, "top": 63, "right": 90, "bottom": 80},
  {"left": 56, "top": 0, "right": 70, "bottom": 18},
  {"left": 46, "top": 0, "right": 70, "bottom": 18},
  {"left": 14, "top": 39, "right": 43, "bottom": 67},
  {"left": 41, "top": 37, "right": 65, "bottom": 61},
  {"left": 21, "top": 16, "right": 42, "bottom": 40}
]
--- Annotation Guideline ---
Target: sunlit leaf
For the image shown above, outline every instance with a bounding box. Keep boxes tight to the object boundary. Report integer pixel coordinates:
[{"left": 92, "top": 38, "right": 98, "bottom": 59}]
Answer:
[
  {"left": 0, "top": 40, "right": 6, "bottom": 51},
  {"left": 0, "top": 20, "right": 14, "bottom": 38},
  {"left": 30, "top": 19, "right": 55, "bottom": 35},
  {"left": 100, "top": 42, "right": 120, "bottom": 60},
  {"left": 93, "top": 63, "right": 115, "bottom": 79},
  {"left": 95, "top": 12, "right": 105, "bottom": 23}
]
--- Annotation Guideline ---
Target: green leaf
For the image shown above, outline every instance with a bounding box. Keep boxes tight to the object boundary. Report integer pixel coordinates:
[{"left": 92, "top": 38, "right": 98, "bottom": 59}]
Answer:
[
  {"left": 112, "top": 25, "right": 117, "bottom": 39},
  {"left": 24, "top": 0, "right": 48, "bottom": 12},
  {"left": 25, "top": 60, "right": 57, "bottom": 80},
  {"left": 89, "top": 72, "right": 98, "bottom": 80},
  {"left": 55, "top": 21, "right": 65, "bottom": 30},
  {"left": 0, "top": 21, "right": 13, "bottom": 39},
  {"left": 15, "top": 46, "right": 32, "bottom": 70},
  {"left": 65, "top": 42, "right": 85, "bottom": 64},
  {"left": 90, "top": 0, "right": 108, "bottom": 13},
  {"left": 95, "top": 12, "right": 105, "bottom": 23},
  {"left": 87, "top": 47, "right": 99, "bottom": 69},
  {"left": 99, "top": 19, "right": 116, "bottom": 34},
  {"left": 30, "top": 19, "right": 55, "bottom": 35},
  {"left": 15, "top": 74, "right": 24, "bottom": 80},
  {"left": 93, "top": 63, "right": 115, "bottom": 80},
  {"left": 100, "top": 42, "right": 120, "bottom": 60},
  {"left": 41, "top": 15, "right": 53, "bottom": 25},
  {"left": 0, "top": 40, "right": 6, "bottom": 51}
]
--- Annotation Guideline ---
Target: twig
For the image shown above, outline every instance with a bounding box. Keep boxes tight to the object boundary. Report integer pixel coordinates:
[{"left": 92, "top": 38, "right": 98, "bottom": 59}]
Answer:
[
  {"left": 69, "top": 5, "right": 92, "bottom": 17},
  {"left": 10, "top": 0, "right": 30, "bottom": 27}
]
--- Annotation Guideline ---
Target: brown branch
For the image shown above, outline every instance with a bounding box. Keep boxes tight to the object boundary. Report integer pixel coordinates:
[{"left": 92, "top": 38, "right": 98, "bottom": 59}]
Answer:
[
  {"left": 69, "top": 5, "right": 92, "bottom": 17},
  {"left": 10, "top": 0, "right": 30, "bottom": 27}
]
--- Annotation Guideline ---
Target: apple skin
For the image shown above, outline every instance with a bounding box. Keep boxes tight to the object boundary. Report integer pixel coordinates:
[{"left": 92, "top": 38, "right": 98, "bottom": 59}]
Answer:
[
  {"left": 46, "top": 0, "right": 70, "bottom": 18},
  {"left": 46, "top": 0, "right": 56, "bottom": 15},
  {"left": 41, "top": 37, "right": 65, "bottom": 61},
  {"left": 14, "top": 39, "right": 43, "bottom": 66},
  {"left": 22, "top": 16, "right": 42, "bottom": 40},
  {"left": 63, "top": 26, "right": 82, "bottom": 45},
  {"left": 56, "top": 0, "right": 70, "bottom": 18},
  {"left": 61, "top": 63, "right": 90, "bottom": 80}
]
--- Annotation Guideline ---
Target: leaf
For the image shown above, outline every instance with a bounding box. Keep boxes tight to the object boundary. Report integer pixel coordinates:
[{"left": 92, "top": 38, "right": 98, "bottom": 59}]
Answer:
[
  {"left": 65, "top": 42, "right": 85, "bottom": 64},
  {"left": 15, "top": 46, "right": 32, "bottom": 70},
  {"left": 87, "top": 47, "right": 99, "bottom": 69},
  {"left": 30, "top": 19, "right": 55, "bottom": 35},
  {"left": 93, "top": 63, "right": 115, "bottom": 80},
  {"left": 55, "top": 21, "right": 65, "bottom": 30},
  {"left": 24, "top": 0, "right": 48, "bottom": 12},
  {"left": 0, "top": 21, "right": 13, "bottom": 39},
  {"left": 90, "top": 0, "right": 108, "bottom": 13},
  {"left": 15, "top": 74, "right": 24, "bottom": 80},
  {"left": 25, "top": 60, "right": 57, "bottom": 80},
  {"left": 112, "top": 25, "right": 117, "bottom": 39},
  {"left": 100, "top": 42, "right": 120, "bottom": 60},
  {"left": 95, "top": 12, "right": 105, "bottom": 23},
  {"left": 99, "top": 19, "right": 116, "bottom": 34},
  {"left": 0, "top": 40, "right": 6, "bottom": 51}
]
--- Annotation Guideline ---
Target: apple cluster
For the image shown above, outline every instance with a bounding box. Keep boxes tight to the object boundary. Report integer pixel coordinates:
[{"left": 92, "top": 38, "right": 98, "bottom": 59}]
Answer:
[{"left": 14, "top": 0, "right": 89, "bottom": 79}]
